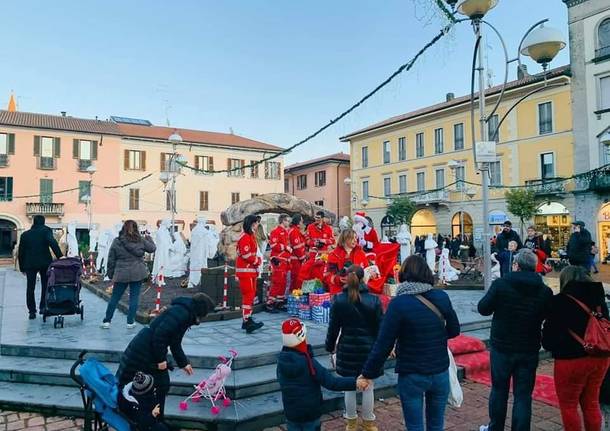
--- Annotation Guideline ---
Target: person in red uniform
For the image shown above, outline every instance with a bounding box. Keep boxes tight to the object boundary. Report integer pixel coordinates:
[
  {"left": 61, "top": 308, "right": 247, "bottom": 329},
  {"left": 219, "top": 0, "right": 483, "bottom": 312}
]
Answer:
[
  {"left": 236, "top": 214, "right": 264, "bottom": 333},
  {"left": 267, "top": 214, "right": 292, "bottom": 313},
  {"left": 288, "top": 214, "right": 307, "bottom": 291},
  {"left": 306, "top": 211, "right": 335, "bottom": 253},
  {"left": 324, "top": 229, "right": 368, "bottom": 295}
]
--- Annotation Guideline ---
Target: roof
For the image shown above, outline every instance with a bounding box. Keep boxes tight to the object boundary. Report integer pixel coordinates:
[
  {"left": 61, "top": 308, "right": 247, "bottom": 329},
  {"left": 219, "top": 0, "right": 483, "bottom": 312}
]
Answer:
[
  {"left": 118, "top": 123, "right": 283, "bottom": 152},
  {"left": 0, "top": 110, "right": 121, "bottom": 135},
  {"left": 284, "top": 152, "right": 350, "bottom": 172},
  {"left": 341, "top": 65, "right": 571, "bottom": 141}
]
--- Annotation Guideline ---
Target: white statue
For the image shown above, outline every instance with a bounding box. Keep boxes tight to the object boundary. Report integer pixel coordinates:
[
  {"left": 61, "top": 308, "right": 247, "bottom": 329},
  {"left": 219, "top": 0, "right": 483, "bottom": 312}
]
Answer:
[
  {"left": 205, "top": 223, "right": 220, "bottom": 256},
  {"left": 66, "top": 222, "right": 79, "bottom": 258},
  {"left": 424, "top": 233, "right": 438, "bottom": 273},
  {"left": 188, "top": 217, "right": 217, "bottom": 288},
  {"left": 438, "top": 248, "right": 460, "bottom": 284},
  {"left": 152, "top": 219, "right": 172, "bottom": 280},
  {"left": 490, "top": 253, "right": 501, "bottom": 281},
  {"left": 381, "top": 235, "right": 390, "bottom": 243},
  {"left": 255, "top": 223, "right": 268, "bottom": 278},
  {"left": 396, "top": 224, "right": 412, "bottom": 264},
  {"left": 339, "top": 216, "right": 351, "bottom": 232},
  {"left": 96, "top": 228, "right": 114, "bottom": 274},
  {"left": 89, "top": 224, "right": 99, "bottom": 254},
  {"left": 167, "top": 231, "right": 189, "bottom": 278}
]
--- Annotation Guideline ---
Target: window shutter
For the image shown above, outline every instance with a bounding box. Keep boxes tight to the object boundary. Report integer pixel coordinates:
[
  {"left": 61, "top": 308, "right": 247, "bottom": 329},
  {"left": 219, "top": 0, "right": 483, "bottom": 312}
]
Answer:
[
  {"left": 160, "top": 153, "right": 166, "bottom": 171},
  {"left": 34, "top": 136, "right": 41, "bottom": 156},
  {"left": 7, "top": 177, "right": 13, "bottom": 201},
  {"left": 227, "top": 158, "right": 231, "bottom": 170},
  {"left": 241, "top": 159, "right": 245, "bottom": 176},
  {"left": 141, "top": 151, "right": 146, "bottom": 170},
  {"left": 73, "top": 139, "right": 80, "bottom": 159},
  {"left": 53, "top": 137, "right": 61, "bottom": 157},
  {"left": 124, "top": 150, "right": 130, "bottom": 170},
  {"left": 7, "top": 134, "right": 15, "bottom": 155},
  {"left": 92, "top": 141, "right": 98, "bottom": 160},
  {"left": 194, "top": 156, "right": 200, "bottom": 170},
  {"left": 209, "top": 157, "right": 214, "bottom": 172}
]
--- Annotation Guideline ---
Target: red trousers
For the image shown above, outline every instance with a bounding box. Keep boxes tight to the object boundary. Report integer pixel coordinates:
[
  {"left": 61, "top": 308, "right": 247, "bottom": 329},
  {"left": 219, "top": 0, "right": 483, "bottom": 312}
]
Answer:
[
  {"left": 554, "top": 356, "right": 610, "bottom": 431},
  {"left": 290, "top": 259, "right": 303, "bottom": 291},
  {"left": 268, "top": 263, "right": 288, "bottom": 303},
  {"left": 237, "top": 276, "right": 256, "bottom": 321}
]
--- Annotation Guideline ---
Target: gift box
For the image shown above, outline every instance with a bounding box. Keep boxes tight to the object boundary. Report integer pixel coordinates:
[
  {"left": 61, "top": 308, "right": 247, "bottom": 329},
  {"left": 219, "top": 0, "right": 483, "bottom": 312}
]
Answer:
[
  {"left": 301, "top": 279, "right": 323, "bottom": 294},
  {"left": 311, "top": 303, "right": 330, "bottom": 324},
  {"left": 298, "top": 304, "right": 311, "bottom": 320},
  {"left": 287, "top": 294, "right": 308, "bottom": 317},
  {"left": 309, "top": 292, "right": 331, "bottom": 307}
]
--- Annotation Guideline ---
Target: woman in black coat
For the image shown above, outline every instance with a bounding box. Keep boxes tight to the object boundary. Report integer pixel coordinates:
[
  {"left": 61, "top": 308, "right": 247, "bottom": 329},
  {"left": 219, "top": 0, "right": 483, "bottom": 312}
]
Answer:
[
  {"left": 116, "top": 293, "right": 214, "bottom": 418},
  {"left": 325, "top": 265, "right": 383, "bottom": 431}
]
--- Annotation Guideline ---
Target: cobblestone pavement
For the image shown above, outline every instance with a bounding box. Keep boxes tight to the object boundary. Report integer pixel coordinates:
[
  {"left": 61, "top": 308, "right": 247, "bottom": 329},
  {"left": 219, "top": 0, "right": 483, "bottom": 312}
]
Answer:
[{"left": 0, "top": 412, "right": 82, "bottom": 431}]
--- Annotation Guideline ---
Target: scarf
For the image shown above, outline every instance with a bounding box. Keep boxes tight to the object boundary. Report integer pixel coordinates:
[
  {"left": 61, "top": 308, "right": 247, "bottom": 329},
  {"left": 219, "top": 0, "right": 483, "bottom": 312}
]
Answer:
[
  {"left": 294, "top": 342, "right": 316, "bottom": 376},
  {"left": 396, "top": 281, "right": 434, "bottom": 296}
]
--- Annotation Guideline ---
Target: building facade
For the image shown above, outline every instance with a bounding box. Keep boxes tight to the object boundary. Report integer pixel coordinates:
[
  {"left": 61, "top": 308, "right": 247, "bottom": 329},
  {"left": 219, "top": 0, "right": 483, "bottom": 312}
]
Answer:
[
  {"left": 284, "top": 152, "right": 351, "bottom": 219},
  {"left": 563, "top": 0, "right": 610, "bottom": 254},
  {"left": 341, "top": 67, "right": 574, "bottom": 251}
]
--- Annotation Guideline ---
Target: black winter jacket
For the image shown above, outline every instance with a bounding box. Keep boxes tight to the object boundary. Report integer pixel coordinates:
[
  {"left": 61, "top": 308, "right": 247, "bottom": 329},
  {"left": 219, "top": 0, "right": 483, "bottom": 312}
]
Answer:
[
  {"left": 494, "top": 229, "right": 523, "bottom": 253},
  {"left": 18, "top": 223, "right": 63, "bottom": 271},
  {"left": 325, "top": 284, "right": 383, "bottom": 377},
  {"left": 116, "top": 297, "right": 198, "bottom": 387},
  {"left": 567, "top": 228, "right": 592, "bottom": 265},
  {"left": 107, "top": 235, "right": 156, "bottom": 283},
  {"left": 276, "top": 345, "right": 356, "bottom": 423},
  {"left": 542, "top": 281, "right": 608, "bottom": 359},
  {"left": 478, "top": 271, "right": 553, "bottom": 353},
  {"left": 118, "top": 385, "right": 166, "bottom": 431}
]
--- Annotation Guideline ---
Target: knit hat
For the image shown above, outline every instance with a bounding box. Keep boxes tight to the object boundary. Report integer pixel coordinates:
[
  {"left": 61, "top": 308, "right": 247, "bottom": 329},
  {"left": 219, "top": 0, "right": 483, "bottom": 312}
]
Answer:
[
  {"left": 192, "top": 293, "right": 214, "bottom": 318},
  {"left": 132, "top": 372, "right": 154, "bottom": 395},
  {"left": 282, "top": 319, "right": 307, "bottom": 348}
]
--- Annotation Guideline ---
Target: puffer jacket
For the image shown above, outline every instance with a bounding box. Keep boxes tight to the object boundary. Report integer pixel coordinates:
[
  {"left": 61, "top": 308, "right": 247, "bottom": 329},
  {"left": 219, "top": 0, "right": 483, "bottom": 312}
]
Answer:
[
  {"left": 107, "top": 235, "right": 156, "bottom": 283},
  {"left": 325, "top": 284, "right": 383, "bottom": 377}
]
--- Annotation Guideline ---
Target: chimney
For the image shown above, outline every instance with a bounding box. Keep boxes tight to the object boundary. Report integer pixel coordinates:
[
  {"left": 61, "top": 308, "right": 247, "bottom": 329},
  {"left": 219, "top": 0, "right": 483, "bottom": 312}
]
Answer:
[
  {"left": 517, "top": 64, "right": 528, "bottom": 80},
  {"left": 446, "top": 92, "right": 455, "bottom": 102},
  {"left": 60, "top": 111, "right": 67, "bottom": 117}
]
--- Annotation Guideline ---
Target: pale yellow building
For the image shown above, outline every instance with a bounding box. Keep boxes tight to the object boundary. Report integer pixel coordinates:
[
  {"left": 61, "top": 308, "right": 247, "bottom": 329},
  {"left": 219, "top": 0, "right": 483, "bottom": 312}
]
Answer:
[{"left": 341, "top": 66, "right": 574, "bottom": 250}]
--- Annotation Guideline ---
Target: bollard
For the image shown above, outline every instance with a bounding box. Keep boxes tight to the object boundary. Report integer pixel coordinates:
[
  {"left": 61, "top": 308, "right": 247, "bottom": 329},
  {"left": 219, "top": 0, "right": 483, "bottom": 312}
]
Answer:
[
  {"left": 152, "top": 267, "right": 165, "bottom": 316},
  {"left": 222, "top": 263, "right": 229, "bottom": 309}
]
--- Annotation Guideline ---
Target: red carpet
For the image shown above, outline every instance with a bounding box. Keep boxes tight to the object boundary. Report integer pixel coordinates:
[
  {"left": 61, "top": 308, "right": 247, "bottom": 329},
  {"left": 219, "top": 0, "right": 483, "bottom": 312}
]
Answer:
[{"left": 449, "top": 335, "right": 559, "bottom": 407}]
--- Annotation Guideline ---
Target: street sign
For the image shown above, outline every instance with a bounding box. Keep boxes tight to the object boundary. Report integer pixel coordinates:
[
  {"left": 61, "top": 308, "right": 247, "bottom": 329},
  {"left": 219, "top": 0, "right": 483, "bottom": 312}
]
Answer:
[
  {"left": 475, "top": 141, "right": 497, "bottom": 163},
  {"left": 474, "top": 227, "right": 483, "bottom": 241}
]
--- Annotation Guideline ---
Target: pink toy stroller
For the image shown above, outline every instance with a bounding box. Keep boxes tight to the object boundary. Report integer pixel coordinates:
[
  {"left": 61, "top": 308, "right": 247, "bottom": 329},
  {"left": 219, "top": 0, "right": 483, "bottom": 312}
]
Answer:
[{"left": 179, "top": 349, "right": 237, "bottom": 415}]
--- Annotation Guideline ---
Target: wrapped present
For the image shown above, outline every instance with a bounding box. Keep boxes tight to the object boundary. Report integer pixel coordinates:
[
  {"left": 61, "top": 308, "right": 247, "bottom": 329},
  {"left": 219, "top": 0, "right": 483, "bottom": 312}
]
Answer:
[
  {"left": 309, "top": 292, "right": 331, "bottom": 307},
  {"left": 383, "top": 283, "right": 397, "bottom": 297},
  {"left": 301, "top": 279, "right": 323, "bottom": 294},
  {"left": 311, "top": 302, "right": 330, "bottom": 324},
  {"left": 287, "top": 293, "right": 308, "bottom": 317},
  {"left": 298, "top": 304, "right": 311, "bottom": 320}
]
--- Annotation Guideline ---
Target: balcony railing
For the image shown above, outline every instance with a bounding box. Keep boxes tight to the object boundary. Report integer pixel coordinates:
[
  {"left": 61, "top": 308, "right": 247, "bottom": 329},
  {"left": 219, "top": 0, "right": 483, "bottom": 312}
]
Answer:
[
  {"left": 589, "top": 174, "right": 610, "bottom": 193},
  {"left": 38, "top": 157, "right": 56, "bottom": 170},
  {"left": 0, "top": 154, "right": 8, "bottom": 167},
  {"left": 525, "top": 178, "right": 566, "bottom": 195},
  {"left": 595, "top": 45, "right": 610, "bottom": 61},
  {"left": 26, "top": 202, "right": 65, "bottom": 217},
  {"left": 411, "top": 190, "right": 450, "bottom": 205},
  {"left": 78, "top": 159, "right": 92, "bottom": 171}
]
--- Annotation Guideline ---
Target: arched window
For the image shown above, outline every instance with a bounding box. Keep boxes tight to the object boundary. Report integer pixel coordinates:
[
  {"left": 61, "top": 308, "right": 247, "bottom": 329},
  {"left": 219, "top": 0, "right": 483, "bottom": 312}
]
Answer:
[{"left": 598, "top": 18, "right": 610, "bottom": 58}]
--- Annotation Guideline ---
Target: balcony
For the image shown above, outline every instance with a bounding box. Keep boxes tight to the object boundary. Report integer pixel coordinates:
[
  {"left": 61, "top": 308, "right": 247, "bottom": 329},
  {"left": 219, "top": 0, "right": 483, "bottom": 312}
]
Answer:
[
  {"left": 78, "top": 159, "right": 92, "bottom": 171},
  {"left": 411, "top": 190, "right": 450, "bottom": 205},
  {"left": 37, "top": 157, "right": 56, "bottom": 170},
  {"left": 26, "top": 202, "right": 65, "bottom": 218},
  {"left": 0, "top": 154, "right": 8, "bottom": 168},
  {"left": 525, "top": 178, "right": 566, "bottom": 196},
  {"left": 594, "top": 45, "right": 610, "bottom": 63},
  {"left": 589, "top": 174, "right": 610, "bottom": 193}
]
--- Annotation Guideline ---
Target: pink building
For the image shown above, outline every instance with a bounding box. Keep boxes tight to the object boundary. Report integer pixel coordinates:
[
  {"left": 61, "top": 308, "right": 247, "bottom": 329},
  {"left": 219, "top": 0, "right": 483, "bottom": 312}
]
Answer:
[{"left": 284, "top": 152, "right": 351, "bottom": 220}]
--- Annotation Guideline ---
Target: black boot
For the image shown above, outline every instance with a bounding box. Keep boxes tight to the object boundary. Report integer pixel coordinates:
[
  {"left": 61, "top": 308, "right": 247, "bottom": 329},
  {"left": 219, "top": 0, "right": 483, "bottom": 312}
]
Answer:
[
  {"left": 243, "top": 317, "right": 264, "bottom": 334},
  {"left": 265, "top": 302, "right": 279, "bottom": 313}
]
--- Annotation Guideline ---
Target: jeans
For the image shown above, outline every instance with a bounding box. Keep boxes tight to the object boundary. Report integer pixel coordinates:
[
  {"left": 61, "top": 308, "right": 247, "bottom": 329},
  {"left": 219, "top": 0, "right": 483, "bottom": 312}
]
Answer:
[
  {"left": 554, "top": 357, "right": 610, "bottom": 431},
  {"left": 488, "top": 348, "right": 539, "bottom": 431},
  {"left": 286, "top": 418, "right": 321, "bottom": 431},
  {"left": 345, "top": 381, "right": 375, "bottom": 420},
  {"left": 397, "top": 370, "right": 450, "bottom": 431},
  {"left": 25, "top": 267, "right": 49, "bottom": 314},
  {"left": 103, "top": 281, "right": 142, "bottom": 324}
]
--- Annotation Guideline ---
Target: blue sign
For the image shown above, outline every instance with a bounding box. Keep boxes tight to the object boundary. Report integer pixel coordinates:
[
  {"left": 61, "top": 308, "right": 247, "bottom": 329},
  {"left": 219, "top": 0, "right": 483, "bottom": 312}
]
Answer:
[{"left": 488, "top": 211, "right": 507, "bottom": 225}]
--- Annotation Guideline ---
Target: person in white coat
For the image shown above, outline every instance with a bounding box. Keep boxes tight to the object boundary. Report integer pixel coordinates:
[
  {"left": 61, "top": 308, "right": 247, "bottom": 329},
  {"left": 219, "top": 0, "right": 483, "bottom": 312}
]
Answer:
[
  {"left": 66, "top": 222, "right": 79, "bottom": 257},
  {"left": 96, "top": 228, "right": 115, "bottom": 274},
  {"left": 396, "top": 224, "right": 412, "bottom": 263},
  {"left": 89, "top": 224, "right": 99, "bottom": 255},
  {"left": 152, "top": 219, "right": 172, "bottom": 281},
  {"left": 424, "top": 233, "right": 438, "bottom": 273},
  {"left": 438, "top": 248, "right": 460, "bottom": 284},
  {"left": 187, "top": 217, "right": 215, "bottom": 288}
]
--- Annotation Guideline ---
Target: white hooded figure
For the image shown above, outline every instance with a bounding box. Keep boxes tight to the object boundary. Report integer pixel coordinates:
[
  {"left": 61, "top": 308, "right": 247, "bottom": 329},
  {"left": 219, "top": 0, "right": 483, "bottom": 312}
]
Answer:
[
  {"left": 188, "top": 218, "right": 218, "bottom": 288},
  {"left": 66, "top": 222, "right": 79, "bottom": 258},
  {"left": 438, "top": 248, "right": 460, "bottom": 284},
  {"left": 396, "top": 224, "right": 413, "bottom": 264},
  {"left": 88, "top": 224, "right": 99, "bottom": 254},
  {"left": 152, "top": 219, "right": 173, "bottom": 280},
  {"left": 490, "top": 253, "right": 501, "bottom": 281},
  {"left": 96, "top": 228, "right": 115, "bottom": 274},
  {"left": 424, "top": 233, "right": 438, "bottom": 273},
  {"left": 168, "top": 228, "right": 189, "bottom": 278},
  {"left": 255, "top": 223, "right": 268, "bottom": 278},
  {"left": 339, "top": 216, "right": 351, "bottom": 232},
  {"left": 205, "top": 223, "right": 220, "bottom": 256},
  {"left": 381, "top": 235, "right": 390, "bottom": 243}
]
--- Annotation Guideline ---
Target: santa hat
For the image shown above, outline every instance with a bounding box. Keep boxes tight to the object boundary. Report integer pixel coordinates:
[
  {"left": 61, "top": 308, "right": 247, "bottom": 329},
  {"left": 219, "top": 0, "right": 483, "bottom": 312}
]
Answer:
[
  {"left": 282, "top": 318, "right": 308, "bottom": 348},
  {"left": 353, "top": 211, "right": 368, "bottom": 226}
]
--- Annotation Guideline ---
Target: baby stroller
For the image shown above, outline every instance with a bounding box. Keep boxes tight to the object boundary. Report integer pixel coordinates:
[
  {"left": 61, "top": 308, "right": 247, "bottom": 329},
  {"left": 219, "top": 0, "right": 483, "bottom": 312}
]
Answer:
[{"left": 43, "top": 257, "right": 84, "bottom": 328}]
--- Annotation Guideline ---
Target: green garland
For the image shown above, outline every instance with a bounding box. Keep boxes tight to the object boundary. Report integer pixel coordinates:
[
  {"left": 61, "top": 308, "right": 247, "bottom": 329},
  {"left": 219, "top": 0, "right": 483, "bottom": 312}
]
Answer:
[{"left": 433, "top": 0, "right": 458, "bottom": 23}]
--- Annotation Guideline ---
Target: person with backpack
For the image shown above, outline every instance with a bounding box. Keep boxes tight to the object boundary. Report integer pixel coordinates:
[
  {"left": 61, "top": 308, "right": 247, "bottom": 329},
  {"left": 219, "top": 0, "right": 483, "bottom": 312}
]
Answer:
[
  {"left": 325, "top": 265, "right": 383, "bottom": 431},
  {"left": 542, "top": 266, "right": 610, "bottom": 430}
]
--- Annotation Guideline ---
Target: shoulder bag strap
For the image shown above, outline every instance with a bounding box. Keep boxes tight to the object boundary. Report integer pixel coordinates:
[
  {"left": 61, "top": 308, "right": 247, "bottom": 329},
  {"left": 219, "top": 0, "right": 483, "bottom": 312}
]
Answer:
[
  {"left": 415, "top": 295, "right": 445, "bottom": 325},
  {"left": 566, "top": 294, "right": 593, "bottom": 315},
  {"left": 565, "top": 294, "right": 594, "bottom": 347}
]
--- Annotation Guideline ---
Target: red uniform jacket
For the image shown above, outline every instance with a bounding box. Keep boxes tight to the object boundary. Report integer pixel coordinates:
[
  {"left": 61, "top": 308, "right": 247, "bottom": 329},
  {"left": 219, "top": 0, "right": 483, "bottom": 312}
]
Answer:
[
  {"left": 269, "top": 225, "right": 291, "bottom": 270},
  {"left": 306, "top": 223, "right": 335, "bottom": 252},
  {"left": 324, "top": 245, "right": 368, "bottom": 294},
  {"left": 288, "top": 226, "right": 307, "bottom": 262},
  {"left": 236, "top": 232, "right": 260, "bottom": 279}
]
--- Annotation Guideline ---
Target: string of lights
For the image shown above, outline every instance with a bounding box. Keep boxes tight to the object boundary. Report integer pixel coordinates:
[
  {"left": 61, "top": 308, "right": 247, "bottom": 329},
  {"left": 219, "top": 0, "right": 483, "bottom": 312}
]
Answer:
[{"left": 433, "top": 0, "right": 458, "bottom": 23}]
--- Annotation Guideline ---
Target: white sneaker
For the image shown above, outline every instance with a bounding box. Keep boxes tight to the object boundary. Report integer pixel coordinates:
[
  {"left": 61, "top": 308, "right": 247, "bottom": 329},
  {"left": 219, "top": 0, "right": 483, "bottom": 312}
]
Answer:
[
  {"left": 101, "top": 322, "right": 110, "bottom": 329},
  {"left": 479, "top": 426, "right": 489, "bottom": 431},
  {"left": 126, "top": 323, "right": 136, "bottom": 329}
]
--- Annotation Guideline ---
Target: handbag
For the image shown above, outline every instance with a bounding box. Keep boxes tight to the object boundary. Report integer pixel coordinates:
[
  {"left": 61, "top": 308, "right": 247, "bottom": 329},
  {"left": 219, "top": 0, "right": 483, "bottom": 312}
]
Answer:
[
  {"left": 415, "top": 295, "right": 463, "bottom": 407},
  {"left": 566, "top": 294, "right": 610, "bottom": 357}
]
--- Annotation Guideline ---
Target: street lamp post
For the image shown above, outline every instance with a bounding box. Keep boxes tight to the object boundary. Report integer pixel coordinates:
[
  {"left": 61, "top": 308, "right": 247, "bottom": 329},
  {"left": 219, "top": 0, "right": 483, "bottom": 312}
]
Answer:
[
  {"left": 86, "top": 164, "right": 96, "bottom": 231},
  {"left": 166, "top": 131, "right": 184, "bottom": 241}
]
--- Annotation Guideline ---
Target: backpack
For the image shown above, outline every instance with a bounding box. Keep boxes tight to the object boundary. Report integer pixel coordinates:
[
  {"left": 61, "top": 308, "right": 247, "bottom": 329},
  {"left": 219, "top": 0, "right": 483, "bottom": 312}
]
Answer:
[{"left": 567, "top": 295, "right": 610, "bottom": 357}]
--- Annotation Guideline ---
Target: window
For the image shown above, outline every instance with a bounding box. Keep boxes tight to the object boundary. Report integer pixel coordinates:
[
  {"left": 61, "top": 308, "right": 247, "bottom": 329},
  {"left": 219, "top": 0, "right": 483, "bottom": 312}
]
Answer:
[
  {"left": 398, "top": 137, "right": 406, "bottom": 161},
  {"left": 416, "top": 133, "right": 424, "bottom": 158},
  {"left": 227, "top": 158, "right": 244, "bottom": 177},
  {"left": 362, "top": 181, "right": 369, "bottom": 200},
  {"left": 78, "top": 181, "right": 91, "bottom": 203},
  {"left": 488, "top": 114, "right": 499, "bottom": 141},
  {"left": 399, "top": 174, "right": 407, "bottom": 194},
  {"left": 383, "top": 141, "right": 391, "bottom": 164},
  {"left": 489, "top": 161, "right": 502, "bottom": 186},
  {"left": 231, "top": 192, "right": 240, "bottom": 204},
  {"left": 160, "top": 152, "right": 175, "bottom": 171},
  {"left": 597, "top": 18, "right": 610, "bottom": 58},
  {"left": 383, "top": 177, "right": 391, "bottom": 197},
  {"left": 455, "top": 166, "right": 465, "bottom": 191},
  {"left": 73, "top": 139, "right": 97, "bottom": 163},
  {"left": 125, "top": 150, "right": 146, "bottom": 171},
  {"left": 35, "top": 136, "right": 59, "bottom": 170},
  {"left": 194, "top": 155, "right": 213, "bottom": 175},
  {"left": 166, "top": 190, "right": 176, "bottom": 211},
  {"left": 129, "top": 189, "right": 140, "bottom": 210},
  {"left": 540, "top": 153, "right": 555, "bottom": 179},
  {"left": 416, "top": 172, "right": 425, "bottom": 192},
  {"left": 0, "top": 177, "right": 13, "bottom": 202},
  {"left": 297, "top": 174, "right": 307, "bottom": 190},
  {"left": 265, "top": 161, "right": 281, "bottom": 179},
  {"left": 435, "top": 168, "right": 445, "bottom": 189},
  {"left": 40, "top": 179, "right": 53, "bottom": 204},
  {"left": 284, "top": 178, "right": 289, "bottom": 193},
  {"left": 0, "top": 133, "right": 15, "bottom": 156},
  {"left": 361, "top": 146, "right": 369, "bottom": 168},
  {"left": 538, "top": 102, "right": 553, "bottom": 135},
  {"left": 199, "top": 191, "right": 209, "bottom": 211},
  {"left": 41, "top": 137, "right": 55, "bottom": 158},
  {"left": 454, "top": 123, "right": 464, "bottom": 150},
  {"left": 314, "top": 170, "right": 326, "bottom": 187},
  {"left": 250, "top": 160, "right": 259, "bottom": 178},
  {"left": 600, "top": 76, "right": 610, "bottom": 111},
  {"left": 314, "top": 200, "right": 324, "bottom": 207},
  {"left": 434, "top": 128, "right": 444, "bottom": 154}
]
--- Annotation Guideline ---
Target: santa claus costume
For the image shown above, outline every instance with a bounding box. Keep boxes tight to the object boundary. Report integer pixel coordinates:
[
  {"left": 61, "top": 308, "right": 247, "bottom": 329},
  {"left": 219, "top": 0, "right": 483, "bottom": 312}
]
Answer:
[
  {"left": 288, "top": 214, "right": 307, "bottom": 291},
  {"left": 236, "top": 215, "right": 264, "bottom": 333},
  {"left": 267, "top": 215, "right": 292, "bottom": 312}
]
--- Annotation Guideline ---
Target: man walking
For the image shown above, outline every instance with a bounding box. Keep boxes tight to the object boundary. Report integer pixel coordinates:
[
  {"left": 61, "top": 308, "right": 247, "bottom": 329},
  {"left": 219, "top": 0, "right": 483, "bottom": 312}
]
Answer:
[
  {"left": 478, "top": 249, "right": 552, "bottom": 431},
  {"left": 17, "top": 215, "right": 63, "bottom": 319},
  {"left": 567, "top": 220, "right": 592, "bottom": 269}
]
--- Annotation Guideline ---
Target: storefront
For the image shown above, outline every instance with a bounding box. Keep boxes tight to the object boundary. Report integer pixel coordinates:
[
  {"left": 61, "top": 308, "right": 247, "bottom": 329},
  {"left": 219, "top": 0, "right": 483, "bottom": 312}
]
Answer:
[
  {"left": 380, "top": 214, "right": 397, "bottom": 239},
  {"left": 534, "top": 202, "right": 571, "bottom": 254},
  {"left": 598, "top": 203, "right": 610, "bottom": 261},
  {"left": 410, "top": 209, "right": 437, "bottom": 239},
  {"left": 451, "top": 211, "right": 473, "bottom": 238}
]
